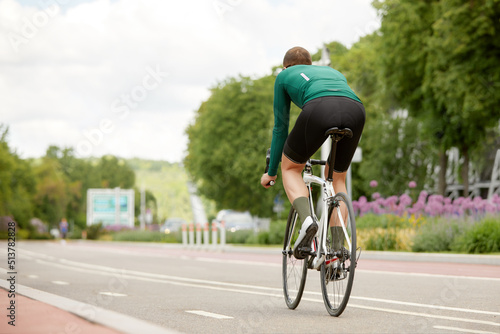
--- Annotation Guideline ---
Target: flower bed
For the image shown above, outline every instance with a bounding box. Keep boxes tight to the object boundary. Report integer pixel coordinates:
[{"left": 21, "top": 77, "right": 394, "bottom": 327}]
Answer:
[
  {"left": 353, "top": 192, "right": 500, "bottom": 218},
  {"left": 353, "top": 192, "right": 500, "bottom": 253}
]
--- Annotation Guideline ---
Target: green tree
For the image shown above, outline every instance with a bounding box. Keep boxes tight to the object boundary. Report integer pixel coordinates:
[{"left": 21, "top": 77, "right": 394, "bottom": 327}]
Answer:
[
  {"left": 326, "top": 34, "right": 438, "bottom": 198},
  {"left": 134, "top": 188, "right": 158, "bottom": 226},
  {"left": 97, "top": 155, "right": 135, "bottom": 189},
  {"left": 32, "top": 156, "right": 69, "bottom": 228},
  {"left": 424, "top": 0, "right": 500, "bottom": 194},
  {"left": 128, "top": 159, "right": 193, "bottom": 222},
  {"left": 185, "top": 74, "right": 297, "bottom": 217},
  {"left": 374, "top": 0, "right": 448, "bottom": 193},
  {"left": 0, "top": 124, "right": 36, "bottom": 228},
  {"left": 374, "top": 0, "right": 500, "bottom": 195},
  {"left": 35, "top": 147, "right": 137, "bottom": 229},
  {"left": 47, "top": 146, "right": 96, "bottom": 228}
]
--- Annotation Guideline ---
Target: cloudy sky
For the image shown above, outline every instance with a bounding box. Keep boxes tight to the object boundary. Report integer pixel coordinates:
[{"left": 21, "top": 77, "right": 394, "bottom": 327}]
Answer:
[{"left": 0, "top": 0, "right": 380, "bottom": 162}]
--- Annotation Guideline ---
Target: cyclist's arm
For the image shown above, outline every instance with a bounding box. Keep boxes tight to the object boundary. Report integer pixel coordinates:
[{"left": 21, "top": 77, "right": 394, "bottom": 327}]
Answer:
[{"left": 267, "top": 78, "right": 291, "bottom": 176}]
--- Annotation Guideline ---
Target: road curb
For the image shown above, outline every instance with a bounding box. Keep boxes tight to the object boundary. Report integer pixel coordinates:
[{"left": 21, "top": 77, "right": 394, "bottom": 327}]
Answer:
[{"left": 0, "top": 280, "right": 181, "bottom": 334}]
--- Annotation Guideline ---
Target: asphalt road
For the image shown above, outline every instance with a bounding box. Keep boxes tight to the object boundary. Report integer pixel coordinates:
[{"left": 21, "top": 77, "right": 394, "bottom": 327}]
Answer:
[{"left": 1, "top": 240, "right": 499, "bottom": 334}]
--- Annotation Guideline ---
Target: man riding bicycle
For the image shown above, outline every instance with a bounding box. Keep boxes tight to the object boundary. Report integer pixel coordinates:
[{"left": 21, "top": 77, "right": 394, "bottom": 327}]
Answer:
[{"left": 260, "top": 46, "right": 365, "bottom": 258}]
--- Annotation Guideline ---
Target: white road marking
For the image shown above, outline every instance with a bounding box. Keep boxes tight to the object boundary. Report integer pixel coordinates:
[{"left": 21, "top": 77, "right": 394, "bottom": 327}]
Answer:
[
  {"left": 299, "top": 290, "right": 500, "bottom": 316},
  {"left": 331, "top": 302, "right": 500, "bottom": 328},
  {"left": 51, "top": 280, "right": 69, "bottom": 285},
  {"left": 349, "top": 295, "right": 500, "bottom": 316},
  {"left": 10, "top": 249, "right": 500, "bottom": 330},
  {"left": 186, "top": 310, "right": 233, "bottom": 319},
  {"left": 21, "top": 257, "right": 500, "bottom": 329},
  {"left": 21, "top": 246, "right": 499, "bottom": 281},
  {"left": 195, "top": 257, "right": 280, "bottom": 267},
  {"left": 433, "top": 325, "right": 498, "bottom": 334},
  {"left": 358, "top": 269, "right": 500, "bottom": 282},
  {"left": 99, "top": 292, "right": 127, "bottom": 297}
]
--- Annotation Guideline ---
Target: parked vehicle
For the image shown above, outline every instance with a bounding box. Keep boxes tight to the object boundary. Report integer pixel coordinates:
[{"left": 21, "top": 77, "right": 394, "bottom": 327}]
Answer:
[
  {"left": 214, "top": 210, "right": 255, "bottom": 233},
  {"left": 160, "top": 218, "right": 186, "bottom": 234}
]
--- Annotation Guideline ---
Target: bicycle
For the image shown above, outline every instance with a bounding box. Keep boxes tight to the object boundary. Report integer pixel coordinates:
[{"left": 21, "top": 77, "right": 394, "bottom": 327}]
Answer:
[{"left": 268, "top": 127, "right": 359, "bottom": 316}]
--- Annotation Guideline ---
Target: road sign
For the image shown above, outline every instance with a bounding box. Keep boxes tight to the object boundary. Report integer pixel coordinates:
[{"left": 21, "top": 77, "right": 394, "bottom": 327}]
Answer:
[{"left": 86, "top": 188, "right": 134, "bottom": 227}]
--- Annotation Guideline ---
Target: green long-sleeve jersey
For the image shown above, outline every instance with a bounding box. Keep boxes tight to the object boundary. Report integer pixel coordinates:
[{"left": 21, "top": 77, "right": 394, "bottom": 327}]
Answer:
[{"left": 268, "top": 65, "right": 361, "bottom": 176}]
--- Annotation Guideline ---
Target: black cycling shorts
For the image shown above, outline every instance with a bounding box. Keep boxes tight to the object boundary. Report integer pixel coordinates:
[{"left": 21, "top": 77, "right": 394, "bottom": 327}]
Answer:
[{"left": 283, "top": 96, "right": 365, "bottom": 173}]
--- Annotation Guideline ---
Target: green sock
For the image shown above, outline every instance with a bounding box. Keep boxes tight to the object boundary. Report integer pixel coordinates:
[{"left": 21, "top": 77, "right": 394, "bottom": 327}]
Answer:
[
  {"left": 331, "top": 226, "right": 344, "bottom": 250},
  {"left": 293, "top": 197, "right": 311, "bottom": 223}
]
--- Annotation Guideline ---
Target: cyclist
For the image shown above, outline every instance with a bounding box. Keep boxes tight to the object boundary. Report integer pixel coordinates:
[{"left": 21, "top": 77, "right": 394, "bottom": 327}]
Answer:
[{"left": 260, "top": 46, "right": 365, "bottom": 258}]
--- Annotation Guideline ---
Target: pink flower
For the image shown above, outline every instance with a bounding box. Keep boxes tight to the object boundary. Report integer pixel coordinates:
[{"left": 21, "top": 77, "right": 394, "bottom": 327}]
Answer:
[
  {"left": 370, "top": 180, "right": 378, "bottom": 188},
  {"left": 399, "top": 194, "right": 412, "bottom": 207},
  {"left": 408, "top": 181, "right": 417, "bottom": 188}
]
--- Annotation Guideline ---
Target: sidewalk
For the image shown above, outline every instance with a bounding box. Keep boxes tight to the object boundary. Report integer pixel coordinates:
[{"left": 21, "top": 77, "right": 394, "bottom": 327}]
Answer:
[
  {"left": 0, "top": 282, "right": 180, "bottom": 334},
  {"left": 1, "top": 288, "right": 121, "bottom": 334}
]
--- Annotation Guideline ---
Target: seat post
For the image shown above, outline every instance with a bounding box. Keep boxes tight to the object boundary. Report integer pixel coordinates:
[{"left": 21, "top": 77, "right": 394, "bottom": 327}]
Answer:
[
  {"left": 327, "top": 136, "right": 339, "bottom": 182},
  {"left": 324, "top": 127, "right": 353, "bottom": 182}
]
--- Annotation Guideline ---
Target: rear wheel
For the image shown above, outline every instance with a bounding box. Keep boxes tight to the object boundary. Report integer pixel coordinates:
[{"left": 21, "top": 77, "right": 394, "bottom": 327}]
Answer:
[
  {"left": 282, "top": 207, "right": 308, "bottom": 309},
  {"left": 320, "top": 192, "right": 357, "bottom": 316}
]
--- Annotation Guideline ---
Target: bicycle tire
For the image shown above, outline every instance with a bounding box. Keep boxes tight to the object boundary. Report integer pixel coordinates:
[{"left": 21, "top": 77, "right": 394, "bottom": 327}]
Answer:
[
  {"left": 320, "top": 191, "right": 357, "bottom": 316},
  {"left": 282, "top": 207, "right": 308, "bottom": 310}
]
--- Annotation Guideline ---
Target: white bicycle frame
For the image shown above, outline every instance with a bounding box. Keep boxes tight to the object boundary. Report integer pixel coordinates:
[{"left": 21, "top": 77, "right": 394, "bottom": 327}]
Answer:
[{"left": 302, "top": 169, "right": 352, "bottom": 270}]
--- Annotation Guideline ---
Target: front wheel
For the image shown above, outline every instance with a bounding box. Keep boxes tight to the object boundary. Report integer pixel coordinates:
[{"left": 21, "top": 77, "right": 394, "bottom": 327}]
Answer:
[
  {"left": 282, "top": 207, "right": 308, "bottom": 309},
  {"left": 320, "top": 192, "right": 357, "bottom": 316}
]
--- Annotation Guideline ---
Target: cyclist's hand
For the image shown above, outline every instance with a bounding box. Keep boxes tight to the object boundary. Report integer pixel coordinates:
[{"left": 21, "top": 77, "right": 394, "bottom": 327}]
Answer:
[{"left": 261, "top": 173, "right": 277, "bottom": 189}]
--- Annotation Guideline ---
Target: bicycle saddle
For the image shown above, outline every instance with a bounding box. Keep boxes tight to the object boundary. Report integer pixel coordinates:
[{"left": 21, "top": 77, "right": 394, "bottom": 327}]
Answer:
[{"left": 324, "top": 127, "right": 353, "bottom": 139}]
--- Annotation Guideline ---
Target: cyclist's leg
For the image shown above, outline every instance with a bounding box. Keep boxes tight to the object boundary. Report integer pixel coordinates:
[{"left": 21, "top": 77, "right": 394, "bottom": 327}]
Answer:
[
  {"left": 282, "top": 155, "right": 317, "bottom": 258},
  {"left": 281, "top": 155, "right": 316, "bottom": 249},
  {"left": 281, "top": 154, "right": 307, "bottom": 204},
  {"left": 324, "top": 168, "right": 347, "bottom": 250},
  {"left": 282, "top": 105, "right": 314, "bottom": 224},
  {"left": 324, "top": 167, "right": 348, "bottom": 227}
]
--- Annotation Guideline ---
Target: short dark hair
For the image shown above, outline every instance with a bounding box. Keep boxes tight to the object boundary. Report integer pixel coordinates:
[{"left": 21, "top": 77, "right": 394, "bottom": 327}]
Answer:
[{"left": 283, "top": 47, "right": 312, "bottom": 68}]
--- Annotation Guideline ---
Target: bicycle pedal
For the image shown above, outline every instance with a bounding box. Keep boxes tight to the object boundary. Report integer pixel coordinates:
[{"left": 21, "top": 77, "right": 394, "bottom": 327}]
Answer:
[{"left": 295, "top": 247, "right": 312, "bottom": 259}]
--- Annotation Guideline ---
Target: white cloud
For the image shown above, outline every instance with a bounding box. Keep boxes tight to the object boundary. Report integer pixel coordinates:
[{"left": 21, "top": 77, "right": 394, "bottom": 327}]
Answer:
[{"left": 0, "top": 0, "right": 379, "bottom": 161}]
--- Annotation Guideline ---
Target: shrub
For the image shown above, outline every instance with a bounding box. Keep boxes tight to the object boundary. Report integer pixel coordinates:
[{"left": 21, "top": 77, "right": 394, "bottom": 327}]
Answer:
[
  {"left": 28, "top": 232, "right": 53, "bottom": 240},
  {"left": 69, "top": 225, "right": 83, "bottom": 239},
  {"left": 225, "top": 230, "right": 254, "bottom": 244},
  {"left": 451, "top": 218, "right": 500, "bottom": 253},
  {"left": 86, "top": 223, "right": 104, "bottom": 240},
  {"left": 412, "top": 218, "right": 473, "bottom": 252},
  {"left": 356, "top": 214, "right": 417, "bottom": 229},
  {"left": 358, "top": 227, "right": 414, "bottom": 251},
  {"left": 224, "top": 220, "right": 286, "bottom": 245},
  {"left": 0, "top": 229, "right": 30, "bottom": 240},
  {"left": 111, "top": 230, "right": 180, "bottom": 243},
  {"left": 356, "top": 214, "right": 416, "bottom": 251},
  {"left": 262, "top": 220, "right": 286, "bottom": 245}
]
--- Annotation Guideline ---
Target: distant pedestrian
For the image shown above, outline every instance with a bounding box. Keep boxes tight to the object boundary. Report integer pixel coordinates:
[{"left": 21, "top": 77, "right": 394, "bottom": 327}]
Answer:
[{"left": 59, "top": 218, "right": 68, "bottom": 239}]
